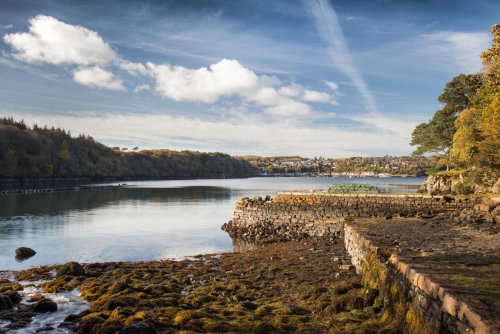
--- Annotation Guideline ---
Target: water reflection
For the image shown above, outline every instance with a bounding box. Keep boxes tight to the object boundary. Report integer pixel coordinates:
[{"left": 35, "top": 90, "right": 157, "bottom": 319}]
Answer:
[
  {"left": 0, "top": 186, "right": 233, "bottom": 218},
  {"left": 232, "top": 238, "right": 262, "bottom": 253},
  {"left": 0, "top": 177, "right": 424, "bottom": 270}
]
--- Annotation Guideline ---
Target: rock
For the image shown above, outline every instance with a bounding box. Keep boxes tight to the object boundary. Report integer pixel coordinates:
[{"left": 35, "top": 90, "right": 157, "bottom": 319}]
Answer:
[
  {"left": 492, "top": 178, "right": 500, "bottom": 194},
  {"left": 15, "top": 247, "right": 36, "bottom": 261},
  {"left": 35, "top": 324, "right": 55, "bottom": 332},
  {"left": 31, "top": 298, "right": 58, "bottom": 313},
  {"left": 118, "top": 322, "right": 156, "bottom": 334},
  {"left": 7, "top": 291, "right": 22, "bottom": 305},
  {"left": 57, "top": 261, "right": 85, "bottom": 277},
  {"left": 79, "top": 316, "right": 104, "bottom": 333},
  {"left": 339, "top": 264, "right": 354, "bottom": 271},
  {"left": 27, "top": 293, "right": 45, "bottom": 302},
  {"left": 0, "top": 294, "right": 13, "bottom": 310}
]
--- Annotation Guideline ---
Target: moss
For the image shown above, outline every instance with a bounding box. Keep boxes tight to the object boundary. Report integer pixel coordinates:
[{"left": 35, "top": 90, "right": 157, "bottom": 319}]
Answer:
[
  {"left": 405, "top": 307, "right": 434, "bottom": 334},
  {"left": 8, "top": 237, "right": 404, "bottom": 333},
  {"left": 413, "top": 256, "right": 500, "bottom": 313},
  {"left": 173, "top": 310, "right": 204, "bottom": 327},
  {"left": 13, "top": 266, "right": 53, "bottom": 281}
]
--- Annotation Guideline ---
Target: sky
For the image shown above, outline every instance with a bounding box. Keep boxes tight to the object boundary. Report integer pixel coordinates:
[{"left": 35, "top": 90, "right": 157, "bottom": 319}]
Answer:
[{"left": 0, "top": 0, "right": 498, "bottom": 157}]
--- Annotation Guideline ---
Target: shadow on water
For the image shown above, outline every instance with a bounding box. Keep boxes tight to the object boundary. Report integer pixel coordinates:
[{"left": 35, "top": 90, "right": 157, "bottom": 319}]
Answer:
[{"left": 0, "top": 186, "right": 233, "bottom": 218}]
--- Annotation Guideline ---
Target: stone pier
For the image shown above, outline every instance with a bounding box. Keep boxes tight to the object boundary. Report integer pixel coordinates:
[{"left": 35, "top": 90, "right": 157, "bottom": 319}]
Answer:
[{"left": 224, "top": 193, "right": 500, "bottom": 333}]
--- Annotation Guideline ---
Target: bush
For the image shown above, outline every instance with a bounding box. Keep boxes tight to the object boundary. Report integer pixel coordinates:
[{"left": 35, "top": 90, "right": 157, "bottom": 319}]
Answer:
[
  {"left": 452, "top": 182, "right": 474, "bottom": 195},
  {"left": 327, "top": 184, "right": 380, "bottom": 194}
]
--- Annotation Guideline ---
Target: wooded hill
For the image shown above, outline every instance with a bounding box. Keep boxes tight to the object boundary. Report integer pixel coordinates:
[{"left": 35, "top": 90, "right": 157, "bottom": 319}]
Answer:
[{"left": 0, "top": 118, "right": 257, "bottom": 179}]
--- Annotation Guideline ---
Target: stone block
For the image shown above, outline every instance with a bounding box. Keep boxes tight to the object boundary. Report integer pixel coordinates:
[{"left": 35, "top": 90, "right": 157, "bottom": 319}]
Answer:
[{"left": 442, "top": 294, "right": 459, "bottom": 318}]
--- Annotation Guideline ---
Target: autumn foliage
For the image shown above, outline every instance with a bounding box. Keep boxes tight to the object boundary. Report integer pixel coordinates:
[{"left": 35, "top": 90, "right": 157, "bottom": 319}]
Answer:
[
  {"left": 412, "top": 24, "right": 499, "bottom": 172},
  {"left": 451, "top": 24, "right": 500, "bottom": 168},
  {"left": 0, "top": 118, "right": 256, "bottom": 179}
]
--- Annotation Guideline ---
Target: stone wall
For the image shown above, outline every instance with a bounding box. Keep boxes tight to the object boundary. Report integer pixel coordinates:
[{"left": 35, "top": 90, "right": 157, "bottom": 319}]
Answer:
[
  {"left": 222, "top": 193, "right": 480, "bottom": 242},
  {"left": 344, "top": 223, "right": 495, "bottom": 334},
  {"left": 224, "top": 193, "right": 498, "bottom": 333}
]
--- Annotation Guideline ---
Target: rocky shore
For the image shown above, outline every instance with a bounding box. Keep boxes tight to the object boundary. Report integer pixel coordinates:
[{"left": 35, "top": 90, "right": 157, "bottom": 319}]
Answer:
[
  {"left": 0, "top": 237, "right": 400, "bottom": 333},
  {"left": 223, "top": 193, "right": 499, "bottom": 333},
  {"left": 1, "top": 192, "right": 498, "bottom": 333}
]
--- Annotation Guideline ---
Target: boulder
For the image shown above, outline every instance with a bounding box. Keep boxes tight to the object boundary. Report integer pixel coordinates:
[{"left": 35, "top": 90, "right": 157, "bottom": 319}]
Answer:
[
  {"left": 15, "top": 247, "right": 36, "bottom": 260},
  {"left": 0, "top": 294, "right": 13, "bottom": 310},
  {"left": 119, "top": 322, "right": 156, "bottom": 334},
  {"left": 7, "top": 291, "right": 22, "bottom": 305},
  {"left": 31, "top": 298, "right": 58, "bottom": 313},
  {"left": 57, "top": 261, "right": 85, "bottom": 277}
]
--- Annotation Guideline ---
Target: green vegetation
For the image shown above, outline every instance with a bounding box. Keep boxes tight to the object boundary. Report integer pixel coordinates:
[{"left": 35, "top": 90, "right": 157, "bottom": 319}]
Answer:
[
  {"left": 452, "top": 24, "right": 500, "bottom": 169},
  {"left": 6, "top": 238, "right": 399, "bottom": 333},
  {"left": 411, "top": 24, "right": 500, "bottom": 192},
  {"left": 411, "top": 73, "right": 482, "bottom": 170},
  {"left": 327, "top": 184, "right": 380, "bottom": 194},
  {"left": 0, "top": 118, "right": 256, "bottom": 179}
]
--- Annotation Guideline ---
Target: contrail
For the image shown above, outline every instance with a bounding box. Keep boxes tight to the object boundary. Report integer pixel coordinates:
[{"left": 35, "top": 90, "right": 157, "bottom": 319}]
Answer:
[{"left": 309, "top": 0, "right": 379, "bottom": 116}]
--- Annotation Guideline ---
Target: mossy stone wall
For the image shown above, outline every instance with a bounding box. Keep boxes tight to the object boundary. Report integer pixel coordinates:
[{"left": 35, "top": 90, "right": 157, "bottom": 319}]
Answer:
[{"left": 223, "top": 193, "right": 477, "bottom": 242}]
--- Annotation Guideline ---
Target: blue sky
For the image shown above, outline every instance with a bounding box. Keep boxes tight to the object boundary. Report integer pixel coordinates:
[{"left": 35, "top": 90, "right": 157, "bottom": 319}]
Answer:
[{"left": 0, "top": 0, "right": 497, "bottom": 157}]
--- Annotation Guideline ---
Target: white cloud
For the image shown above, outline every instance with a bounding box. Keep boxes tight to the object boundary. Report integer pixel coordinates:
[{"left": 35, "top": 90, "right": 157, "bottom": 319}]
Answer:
[
  {"left": 420, "top": 31, "right": 490, "bottom": 73},
  {"left": 324, "top": 80, "right": 339, "bottom": 93},
  {"left": 73, "top": 66, "right": 125, "bottom": 91},
  {"left": 303, "top": 89, "right": 331, "bottom": 103},
  {"left": 348, "top": 114, "right": 419, "bottom": 138},
  {"left": 8, "top": 112, "right": 414, "bottom": 157},
  {"left": 148, "top": 58, "right": 339, "bottom": 117},
  {"left": 250, "top": 86, "right": 280, "bottom": 105},
  {"left": 278, "top": 83, "right": 334, "bottom": 104},
  {"left": 119, "top": 61, "right": 148, "bottom": 76},
  {"left": 147, "top": 59, "right": 259, "bottom": 103},
  {"left": 4, "top": 15, "right": 118, "bottom": 66},
  {"left": 4, "top": 15, "right": 340, "bottom": 117},
  {"left": 263, "top": 99, "right": 312, "bottom": 117},
  {"left": 134, "top": 84, "right": 150, "bottom": 92}
]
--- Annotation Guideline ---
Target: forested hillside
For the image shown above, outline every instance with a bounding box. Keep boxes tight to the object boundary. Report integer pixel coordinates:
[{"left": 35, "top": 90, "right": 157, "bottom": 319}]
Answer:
[{"left": 0, "top": 118, "right": 256, "bottom": 179}]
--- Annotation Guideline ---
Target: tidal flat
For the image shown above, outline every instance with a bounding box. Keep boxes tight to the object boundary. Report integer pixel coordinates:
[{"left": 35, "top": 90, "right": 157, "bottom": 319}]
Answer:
[{"left": 1, "top": 237, "right": 400, "bottom": 333}]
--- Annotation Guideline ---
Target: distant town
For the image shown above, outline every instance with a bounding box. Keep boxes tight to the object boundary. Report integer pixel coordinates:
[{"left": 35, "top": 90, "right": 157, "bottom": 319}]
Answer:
[{"left": 241, "top": 155, "right": 434, "bottom": 177}]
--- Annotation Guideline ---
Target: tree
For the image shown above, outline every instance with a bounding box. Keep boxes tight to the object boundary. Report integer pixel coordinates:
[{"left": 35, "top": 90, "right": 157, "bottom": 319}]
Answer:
[
  {"left": 410, "top": 73, "right": 482, "bottom": 169},
  {"left": 451, "top": 24, "right": 500, "bottom": 169}
]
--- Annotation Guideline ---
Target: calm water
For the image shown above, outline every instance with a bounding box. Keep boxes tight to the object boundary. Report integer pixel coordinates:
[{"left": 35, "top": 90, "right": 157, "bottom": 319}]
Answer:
[{"left": 0, "top": 177, "right": 423, "bottom": 270}]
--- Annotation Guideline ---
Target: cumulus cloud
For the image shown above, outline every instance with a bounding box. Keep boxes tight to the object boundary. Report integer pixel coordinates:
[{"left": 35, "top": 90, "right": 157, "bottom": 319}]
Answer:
[
  {"left": 119, "top": 61, "right": 148, "bottom": 76},
  {"left": 3, "top": 15, "right": 118, "bottom": 66},
  {"left": 148, "top": 58, "right": 339, "bottom": 116},
  {"left": 73, "top": 66, "right": 125, "bottom": 91},
  {"left": 4, "top": 15, "right": 340, "bottom": 117},
  {"left": 147, "top": 59, "right": 260, "bottom": 103}
]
